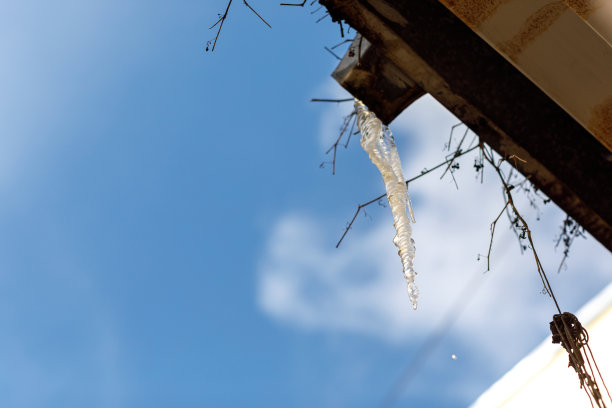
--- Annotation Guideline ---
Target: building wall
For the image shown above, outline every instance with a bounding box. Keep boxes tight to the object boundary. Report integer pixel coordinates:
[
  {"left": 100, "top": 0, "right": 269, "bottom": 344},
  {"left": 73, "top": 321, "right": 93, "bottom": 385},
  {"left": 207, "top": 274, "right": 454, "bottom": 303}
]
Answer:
[{"left": 471, "top": 283, "right": 612, "bottom": 407}]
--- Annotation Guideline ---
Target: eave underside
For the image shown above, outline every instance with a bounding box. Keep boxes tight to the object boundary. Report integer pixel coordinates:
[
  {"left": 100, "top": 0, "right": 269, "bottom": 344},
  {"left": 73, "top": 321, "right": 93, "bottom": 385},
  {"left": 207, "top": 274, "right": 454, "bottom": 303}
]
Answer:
[{"left": 323, "top": 0, "right": 612, "bottom": 251}]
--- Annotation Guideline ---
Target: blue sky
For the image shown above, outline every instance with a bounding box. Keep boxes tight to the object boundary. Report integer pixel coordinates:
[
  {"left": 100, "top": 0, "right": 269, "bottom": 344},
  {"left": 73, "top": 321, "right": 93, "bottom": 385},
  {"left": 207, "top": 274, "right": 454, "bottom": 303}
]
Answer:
[{"left": 1, "top": 1, "right": 610, "bottom": 407}]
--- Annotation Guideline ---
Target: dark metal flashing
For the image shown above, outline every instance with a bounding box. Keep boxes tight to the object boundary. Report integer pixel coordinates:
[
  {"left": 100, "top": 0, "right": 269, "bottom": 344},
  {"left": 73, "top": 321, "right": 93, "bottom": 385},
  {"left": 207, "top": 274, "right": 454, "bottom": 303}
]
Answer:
[
  {"left": 332, "top": 36, "right": 424, "bottom": 125},
  {"left": 324, "top": 0, "right": 612, "bottom": 251}
]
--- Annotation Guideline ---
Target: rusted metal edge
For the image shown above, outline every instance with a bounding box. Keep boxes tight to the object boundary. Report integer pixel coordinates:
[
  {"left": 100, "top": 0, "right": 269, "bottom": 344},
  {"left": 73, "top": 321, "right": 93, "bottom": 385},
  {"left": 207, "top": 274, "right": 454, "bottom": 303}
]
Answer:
[
  {"left": 332, "top": 35, "right": 425, "bottom": 125},
  {"left": 322, "top": 0, "right": 612, "bottom": 251}
]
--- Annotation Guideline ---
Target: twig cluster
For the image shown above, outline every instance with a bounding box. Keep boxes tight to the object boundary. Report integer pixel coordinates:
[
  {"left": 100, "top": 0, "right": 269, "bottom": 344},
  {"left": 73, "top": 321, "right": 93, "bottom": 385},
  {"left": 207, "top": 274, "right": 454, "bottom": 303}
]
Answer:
[
  {"left": 207, "top": 0, "right": 271, "bottom": 52},
  {"left": 331, "top": 118, "right": 607, "bottom": 406},
  {"left": 440, "top": 123, "right": 471, "bottom": 189},
  {"left": 481, "top": 143, "right": 610, "bottom": 407},
  {"left": 319, "top": 109, "right": 357, "bottom": 175},
  {"left": 209, "top": 0, "right": 354, "bottom": 66},
  {"left": 480, "top": 144, "right": 560, "bottom": 306},
  {"left": 555, "top": 215, "right": 586, "bottom": 273},
  {"left": 281, "top": 0, "right": 354, "bottom": 59}
]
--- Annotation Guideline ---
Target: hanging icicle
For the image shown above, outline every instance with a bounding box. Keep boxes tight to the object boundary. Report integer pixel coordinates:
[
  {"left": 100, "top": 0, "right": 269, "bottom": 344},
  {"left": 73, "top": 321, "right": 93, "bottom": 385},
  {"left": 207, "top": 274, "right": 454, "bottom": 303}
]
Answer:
[{"left": 354, "top": 99, "right": 419, "bottom": 309}]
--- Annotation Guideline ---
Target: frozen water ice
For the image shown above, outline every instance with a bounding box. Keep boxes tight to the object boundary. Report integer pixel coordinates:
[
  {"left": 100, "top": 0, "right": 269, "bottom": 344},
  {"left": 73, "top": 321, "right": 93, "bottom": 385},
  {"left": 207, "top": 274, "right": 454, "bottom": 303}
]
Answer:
[{"left": 355, "top": 99, "right": 419, "bottom": 309}]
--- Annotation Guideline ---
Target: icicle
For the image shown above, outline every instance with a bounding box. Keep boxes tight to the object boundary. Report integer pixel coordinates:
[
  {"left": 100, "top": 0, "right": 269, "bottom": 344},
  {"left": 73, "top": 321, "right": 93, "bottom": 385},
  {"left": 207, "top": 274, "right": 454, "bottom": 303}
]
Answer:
[{"left": 354, "top": 99, "right": 419, "bottom": 310}]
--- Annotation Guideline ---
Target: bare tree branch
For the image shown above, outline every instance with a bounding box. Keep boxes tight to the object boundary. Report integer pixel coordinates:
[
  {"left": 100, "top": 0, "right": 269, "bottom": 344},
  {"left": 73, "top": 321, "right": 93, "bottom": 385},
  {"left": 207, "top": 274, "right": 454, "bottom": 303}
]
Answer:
[
  {"left": 323, "top": 46, "right": 341, "bottom": 60},
  {"left": 280, "top": 0, "right": 306, "bottom": 6},
  {"left": 555, "top": 215, "right": 586, "bottom": 274},
  {"left": 311, "top": 98, "right": 353, "bottom": 103},
  {"left": 487, "top": 200, "right": 510, "bottom": 271},
  {"left": 208, "top": 0, "right": 234, "bottom": 52},
  {"left": 316, "top": 11, "right": 330, "bottom": 23},
  {"left": 331, "top": 38, "right": 354, "bottom": 49},
  {"left": 440, "top": 126, "right": 468, "bottom": 181},
  {"left": 207, "top": 0, "right": 270, "bottom": 52},
  {"left": 323, "top": 110, "right": 356, "bottom": 175},
  {"left": 480, "top": 145, "right": 560, "bottom": 311}
]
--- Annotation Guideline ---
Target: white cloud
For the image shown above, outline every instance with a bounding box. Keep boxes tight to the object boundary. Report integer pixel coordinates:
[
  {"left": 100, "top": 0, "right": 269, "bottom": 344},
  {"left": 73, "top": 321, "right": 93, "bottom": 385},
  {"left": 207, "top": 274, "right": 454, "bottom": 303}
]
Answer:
[
  {"left": 257, "top": 93, "right": 612, "bottom": 369},
  {"left": 258, "top": 213, "right": 416, "bottom": 340}
]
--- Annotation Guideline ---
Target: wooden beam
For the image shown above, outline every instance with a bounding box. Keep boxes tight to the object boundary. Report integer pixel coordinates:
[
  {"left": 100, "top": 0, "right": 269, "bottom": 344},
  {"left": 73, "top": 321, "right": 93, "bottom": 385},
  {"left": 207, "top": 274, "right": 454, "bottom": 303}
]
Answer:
[{"left": 324, "top": 0, "right": 612, "bottom": 251}]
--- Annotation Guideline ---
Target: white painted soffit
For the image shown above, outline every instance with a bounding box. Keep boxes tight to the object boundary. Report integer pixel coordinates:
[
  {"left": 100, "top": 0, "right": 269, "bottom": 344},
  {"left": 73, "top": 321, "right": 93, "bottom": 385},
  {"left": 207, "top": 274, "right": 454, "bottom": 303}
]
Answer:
[{"left": 438, "top": 0, "right": 612, "bottom": 152}]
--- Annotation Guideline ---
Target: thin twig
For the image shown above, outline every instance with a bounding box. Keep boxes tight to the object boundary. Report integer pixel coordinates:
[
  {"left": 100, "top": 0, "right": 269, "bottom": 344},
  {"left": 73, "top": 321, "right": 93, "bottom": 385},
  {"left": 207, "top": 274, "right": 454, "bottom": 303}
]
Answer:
[
  {"left": 439, "top": 126, "right": 468, "bottom": 190},
  {"left": 208, "top": 0, "right": 270, "bottom": 52},
  {"left": 483, "top": 142, "right": 611, "bottom": 407},
  {"left": 331, "top": 38, "right": 354, "bottom": 49},
  {"left": 481, "top": 146, "right": 561, "bottom": 313},
  {"left": 280, "top": 0, "right": 306, "bottom": 5},
  {"left": 243, "top": 0, "right": 271, "bottom": 28},
  {"left": 209, "top": 0, "right": 234, "bottom": 52},
  {"left": 500, "top": 167, "right": 528, "bottom": 254},
  {"left": 316, "top": 12, "right": 330, "bottom": 23},
  {"left": 325, "top": 111, "right": 356, "bottom": 175},
  {"left": 209, "top": 16, "right": 224, "bottom": 30},
  {"left": 344, "top": 114, "right": 357, "bottom": 148},
  {"left": 504, "top": 199, "right": 525, "bottom": 254},
  {"left": 446, "top": 123, "right": 464, "bottom": 151},
  {"left": 555, "top": 215, "right": 586, "bottom": 274},
  {"left": 324, "top": 46, "right": 341, "bottom": 60},
  {"left": 310, "top": 5, "right": 323, "bottom": 14},
  {"left": 440, "top": 127, "right": 468, "bottom": 180},
  {"left": 311, "top": 98, "right": 353, "bottom": 103},
  {"left": 487, "top": 200, "right": 510, "bottom": 271}
]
